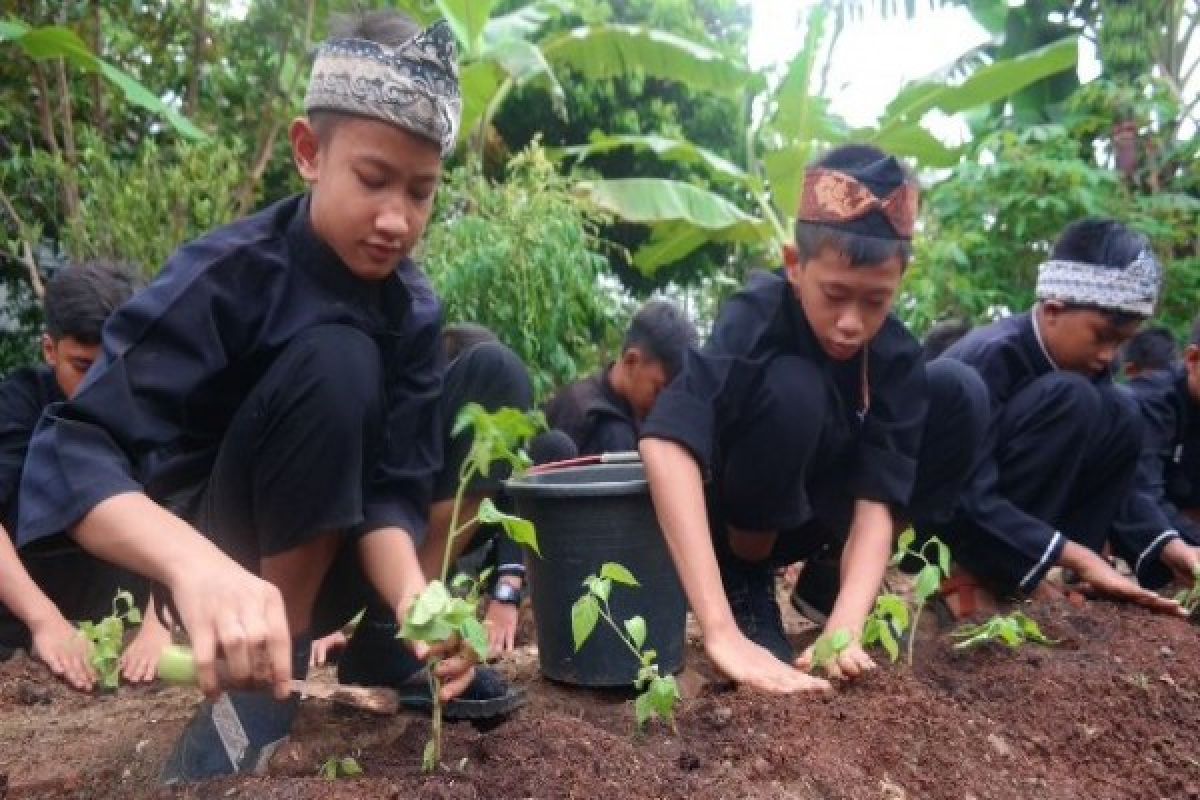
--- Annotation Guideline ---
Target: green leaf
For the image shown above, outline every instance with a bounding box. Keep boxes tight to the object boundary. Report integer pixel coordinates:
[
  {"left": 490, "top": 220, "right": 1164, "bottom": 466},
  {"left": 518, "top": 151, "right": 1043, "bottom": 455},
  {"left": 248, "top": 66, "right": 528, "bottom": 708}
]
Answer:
[
  {"left": 409, "top": 582, "right": 451, "bottom": 627},
  {"left": 641, "top": 648, "right": 657, "bottom": 666},
  {"left": 541, "top": 25, "right": 757, "bottom": 97},
  {"left": 631, "top": 222, "right": 713, "bottom": 273},
  {"left": 435, "top": 0, "right": 495, "bottom": 56},
  {"left": 868, "top": 122, "right": 961, "bottom": 168},
  {"left": 624, "top": 615, "right": 647, "bottom": 651},
  {"left": 600, "top": 562, "right": 639, "bottom": 587},
  {"left": 479, "top": 498, "right": 540, "bottom": 556},
  {"left": 933, "top": 538, "right": 952, "bottom": 579},
  {"left": 482, "top": 36, "right": 565, "bottom": 114},
  {"left": 878, "top": 620, "right": 900, "bottom": 663},
  {"left": 896, "top": 529, "right": 916, "bottom": 556},
  {"left": 459, "top": 616, "right": 490, "bottom": 662},
  {"left": 829, "top": 629, "right": 852, "bottom": 651},
  {"left": 634, "top": 687, "right": 656, "bottom": 728},
  {"left": 339, "top": 757, "right": 362, "bottom": 777},
  {"left": 914, "top": 565, "right": 942, "bottom": 605},
  {"left": 560, "top": 133, "right": 749, "bottom": 186},
  {"left": 763, "top": 142, "right": 811, "bottom": 224},
  {"left": 458, "top": 61, "right": 505, "bottom": 142},
  {"left": 422, "top": 738, "right": 438, "bottom": 772},
  {"left": 584, "top": 575, "right": 612, "bottom": 603},
  {"left": 571, "top": 594, "right": 600, "bottom": 651}
]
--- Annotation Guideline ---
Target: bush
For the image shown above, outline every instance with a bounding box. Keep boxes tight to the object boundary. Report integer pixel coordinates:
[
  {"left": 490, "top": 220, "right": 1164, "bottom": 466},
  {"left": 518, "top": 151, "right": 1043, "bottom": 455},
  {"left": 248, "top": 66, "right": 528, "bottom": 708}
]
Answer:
[{"left": 422, "top": 145, "right": 627, "bottom": 399}]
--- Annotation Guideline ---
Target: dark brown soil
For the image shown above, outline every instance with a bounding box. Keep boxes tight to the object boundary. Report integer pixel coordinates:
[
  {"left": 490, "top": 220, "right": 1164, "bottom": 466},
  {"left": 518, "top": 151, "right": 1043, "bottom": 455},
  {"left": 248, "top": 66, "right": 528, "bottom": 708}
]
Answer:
[{"left": 3, "top": 598, "right": 1200, "bottom": 799}]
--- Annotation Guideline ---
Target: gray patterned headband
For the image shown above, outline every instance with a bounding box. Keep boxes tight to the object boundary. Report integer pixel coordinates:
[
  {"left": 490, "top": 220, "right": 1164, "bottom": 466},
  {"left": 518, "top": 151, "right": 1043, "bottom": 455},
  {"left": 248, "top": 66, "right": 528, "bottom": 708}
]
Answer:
[
  {"left": 1035, "top": 249, "right": 1162, "bottom": 317},
  {"left": 304, "top": 21, "right": 461, "bottom": 157}
]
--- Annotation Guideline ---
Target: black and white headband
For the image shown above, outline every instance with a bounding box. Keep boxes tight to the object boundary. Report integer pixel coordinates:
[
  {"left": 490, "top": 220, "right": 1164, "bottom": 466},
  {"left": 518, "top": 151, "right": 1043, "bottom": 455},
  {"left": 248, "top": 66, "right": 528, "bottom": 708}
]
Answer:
[
  {"left": 1035, "top": 249, "right": 1162, "bottom": 317},
  {"left": 304, "top": 21, "right": 461, "bottom": 157}
]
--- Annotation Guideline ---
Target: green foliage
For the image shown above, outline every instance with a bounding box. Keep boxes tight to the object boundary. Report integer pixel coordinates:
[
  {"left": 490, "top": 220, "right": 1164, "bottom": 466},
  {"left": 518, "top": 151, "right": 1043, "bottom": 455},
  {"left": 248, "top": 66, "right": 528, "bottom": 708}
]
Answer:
[
  {"left": 1173, "top": 568, "right": 1200, "bottom": 616},
  {"left": 861, "top": 593, "right": 910, "bottom": 664},
  {"left": 399, "top": 404, "right": 541, "bottom": 772},
  {"left": 950, "top": 611, "right": 1057, "bottom": 651},
  {"left": 21, "top": 128, "right": 245, "bottom": 277},
  {"left": 422, "top": 144, "right": 625, "bottom": 399},
  {"left": 571, "top": 562, "right": 680, "bottom": 731},
  {"left": 810, "top": 629, "right": 853, "bottom": 675},
  {"left": 318, "top": 755, "right": 363, "bottom": 780},
  {"left": 860, "top": 531, "right": 952, "bottom": 667},
  {"left": 78, "top": 589, "right": 142, "bottom": 691}
]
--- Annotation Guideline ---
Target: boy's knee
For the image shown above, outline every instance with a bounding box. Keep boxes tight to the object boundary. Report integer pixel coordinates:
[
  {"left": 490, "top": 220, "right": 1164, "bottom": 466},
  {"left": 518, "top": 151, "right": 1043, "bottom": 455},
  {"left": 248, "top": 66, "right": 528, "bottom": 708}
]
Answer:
[
  {"left": 926, "top": 358, "right": 988, "bottom": 441},
  {"left": 282, "top": 325, "right": 384, "bottom": 426},
  {"left": 754, "top": 355, "right": 828, "bottom": 449},
  {"left": 1032, "top": 371, "right": 1102, "bottom": 417},
  {"left": 1099, "top": 384, "right": 1143, "bottom": 459}
]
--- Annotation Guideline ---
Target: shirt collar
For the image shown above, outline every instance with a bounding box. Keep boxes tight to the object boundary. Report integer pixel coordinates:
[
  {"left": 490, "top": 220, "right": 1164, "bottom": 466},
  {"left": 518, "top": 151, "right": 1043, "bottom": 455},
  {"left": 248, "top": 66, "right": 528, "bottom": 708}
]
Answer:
[{"left": 1027, "top": 307, "right": 1060, "bottom": 372}]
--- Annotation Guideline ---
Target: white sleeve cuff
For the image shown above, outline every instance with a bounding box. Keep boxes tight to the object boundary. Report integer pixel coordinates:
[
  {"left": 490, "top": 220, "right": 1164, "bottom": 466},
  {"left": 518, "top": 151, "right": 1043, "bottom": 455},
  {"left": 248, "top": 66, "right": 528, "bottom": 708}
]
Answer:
[
  {"left": 1135, "top": 529, "right": 1180, "bottom": 576},
  {"left": 1019, "top": 531, "right": 1064, "bottom": 592}
]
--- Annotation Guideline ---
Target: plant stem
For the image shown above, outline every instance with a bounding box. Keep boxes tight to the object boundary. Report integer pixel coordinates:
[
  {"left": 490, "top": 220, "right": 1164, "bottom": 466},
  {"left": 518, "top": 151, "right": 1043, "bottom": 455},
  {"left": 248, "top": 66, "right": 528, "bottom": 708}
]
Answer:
[
  {"left": 597, "top": 602, "right": 644, "bottom": 663},
  {"left": 907, "top": 602, "right": 922, "bottom": 667},
  {"left": 440, "top": 464, "right": 477, "bottom": 583},
  {"left": 425, "top": 668, "right": 443, "bottom": 772}
]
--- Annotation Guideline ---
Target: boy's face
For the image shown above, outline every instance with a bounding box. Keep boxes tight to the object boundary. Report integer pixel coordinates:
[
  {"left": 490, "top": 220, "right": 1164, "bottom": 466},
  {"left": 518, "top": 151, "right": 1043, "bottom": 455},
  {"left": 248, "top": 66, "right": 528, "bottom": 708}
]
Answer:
[
  {"left": 619, "top": 348, "right": 670, "bottom": 420},
  {"left": 1039, "top": 302, "right": 1141, "bottom": 377},
  {"left": 42, "top": 334, "right": 98, "bottom": 399},
  {"left": 291, "top": 115, "right": 441, "bottom": 281},
  {"left": 783, "top": 244, "right": 904, "bottom": 361}
]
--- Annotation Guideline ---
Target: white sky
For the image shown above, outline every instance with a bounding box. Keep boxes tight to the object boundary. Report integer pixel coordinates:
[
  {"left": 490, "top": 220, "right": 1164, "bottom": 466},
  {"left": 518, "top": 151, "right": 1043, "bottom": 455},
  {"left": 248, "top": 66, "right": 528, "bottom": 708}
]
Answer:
[{"left": 746, "top": 0, "right": 1103, "bottom": 135}]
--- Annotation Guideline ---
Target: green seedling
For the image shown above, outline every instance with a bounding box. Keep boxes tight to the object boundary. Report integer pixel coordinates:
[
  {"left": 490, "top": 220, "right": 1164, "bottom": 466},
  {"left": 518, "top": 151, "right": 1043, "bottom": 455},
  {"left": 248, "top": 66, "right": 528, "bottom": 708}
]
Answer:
[
  {"left": 861, "top": 593, "right": 910, "bottom": 664},
  {"left": 79, "top": 589, "right": 142, "bottom": 690},
  {"left": 401, "top": 403, "right": 543, "bottom": 772},
  {"left": 318, "top": 755, "right": 363, "bottom": 780},
  {"left": 571, "top": 563, "right": 681, "bottom": 731},
  {"left": 810, "top": 629, "right": 852, "bottom": 675},
  {"left": 950, "top": 611, "right": 1057, "bottom": 651},
  {"left": 1173, "top": 566, "right": 1200, "bottom": 616}
]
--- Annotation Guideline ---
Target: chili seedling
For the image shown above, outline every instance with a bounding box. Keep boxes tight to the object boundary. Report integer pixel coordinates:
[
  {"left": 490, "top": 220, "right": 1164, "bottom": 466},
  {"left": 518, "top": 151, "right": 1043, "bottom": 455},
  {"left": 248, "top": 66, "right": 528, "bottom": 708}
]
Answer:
[
  {"left": 861, "top": 593, "right": 910, "bottom": 664},
  {"left": 79, "top": 589, "right": 142, "bottom": 690},
  {"left": 571, "top": 562, "right": 681, "bottom": 731},
  {"left": 950, "top": 611, "right": 1057, "bottom": 650},
  {"left": 318, "top": 755, "right": 363, "bottom": 780},
  {"left": 810, "top": 629, "right": 853, "bottom": 675},
  {"left": 1174, "top": 566, "right": 1200, "bottom": 616},
  {"left": 401, "top": 403, "right": 543, "bottom": 772},
  {"left": 894, "top": 530, "right": 951, "bottom": 666}
]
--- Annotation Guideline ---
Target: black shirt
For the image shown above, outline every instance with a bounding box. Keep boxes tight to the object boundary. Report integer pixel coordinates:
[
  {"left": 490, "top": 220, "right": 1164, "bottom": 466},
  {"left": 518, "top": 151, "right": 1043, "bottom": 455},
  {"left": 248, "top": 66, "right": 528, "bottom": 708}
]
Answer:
[
  {"left": 1113, "top": 365, "right": 1200, "bottom": 577},
  {"left": 544, "top": 367, "right": 637, "bottom": 456},
  {"left": 18, "top": 194, "right": 444, "bottom": 546},
  {"left": 0, "top": 366, "right": 64, "bottom": 537},
  {"left": 641, "top": 270, "right": 927, "bottom": 508}
]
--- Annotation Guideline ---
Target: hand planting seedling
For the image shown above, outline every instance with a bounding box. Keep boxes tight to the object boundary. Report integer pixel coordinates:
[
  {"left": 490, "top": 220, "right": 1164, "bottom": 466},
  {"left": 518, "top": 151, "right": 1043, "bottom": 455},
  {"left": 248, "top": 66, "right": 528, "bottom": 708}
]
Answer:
[
  {"left": 318, "top": 755, "right": 363, "bottom": 780},
  {"left": 401, "top": 403, "right": 543, "bottom": 772},
  {"left": 571, "top": 562, "right": 681, "bottom": 731},
  {"left": 810, "top": 629, "right": 853, "bottom": 676},
  {"left": 79, "top": 589, "right": 142, "bottom": 690},
  {"left": 950, "top": 611, "right": 1057, "bottom": 650}
]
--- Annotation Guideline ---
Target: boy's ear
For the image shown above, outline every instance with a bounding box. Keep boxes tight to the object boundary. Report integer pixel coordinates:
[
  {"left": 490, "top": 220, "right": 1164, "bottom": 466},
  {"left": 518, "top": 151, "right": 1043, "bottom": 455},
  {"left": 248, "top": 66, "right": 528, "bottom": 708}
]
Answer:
[
  {"left": 620, "top": 346, "right": 643, "bottom": 369},
  {"left": 783, "top": 242, "right": 800, "bottom": 269},
  {"left": 1185, "top": 344, "right": 1200, "bottom": 369},
  {"left": 1040, "top": 299, "right": 1066, "bottom": 326},
  {"left": 41, "top": 333, "right": 57, "bottom": 367},
  {"left": 290, "top": 117, "right": 321, "bottom": 183}
]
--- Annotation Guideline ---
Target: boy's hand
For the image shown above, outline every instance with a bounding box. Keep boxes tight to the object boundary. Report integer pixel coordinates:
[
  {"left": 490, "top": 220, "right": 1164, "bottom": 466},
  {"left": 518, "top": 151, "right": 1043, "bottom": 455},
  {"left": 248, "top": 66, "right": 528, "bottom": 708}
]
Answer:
[
  {"left": 705, "top": 628, "right": 831, "bottom": 693},
  {"left": 484, "top": 600, "right": 519, "bottom": 656},
  {"left": 30, "top": 614, "right": 95, "bottom": 692},
  {"left": 796, "top": 638, "right": 876, "bottom": 681},
  {"left": 1160, "top": 538, "right": 1200, "bottom": 587},
  {"left": 1066, "top": 546, "right": 1184, "bottom": 616},
  {"left": 169, "top": 555, "right": 293, "bottom": 699},
  {"left": 429, "top": 636, "right": 477, "bottom": 702}
]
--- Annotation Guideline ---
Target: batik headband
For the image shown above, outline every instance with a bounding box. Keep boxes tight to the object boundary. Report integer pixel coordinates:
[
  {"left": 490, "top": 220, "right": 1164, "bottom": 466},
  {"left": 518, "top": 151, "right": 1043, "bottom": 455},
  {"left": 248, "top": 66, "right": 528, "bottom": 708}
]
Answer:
[
  {"left": 304, "top": 21, "right": 461, "bottom": 157},
  {"left": 1036, "top": 249, "right": 1162, "bottom": 317},
  {"left": 798, "top": 166, "right": 919, "bottom": 240}
]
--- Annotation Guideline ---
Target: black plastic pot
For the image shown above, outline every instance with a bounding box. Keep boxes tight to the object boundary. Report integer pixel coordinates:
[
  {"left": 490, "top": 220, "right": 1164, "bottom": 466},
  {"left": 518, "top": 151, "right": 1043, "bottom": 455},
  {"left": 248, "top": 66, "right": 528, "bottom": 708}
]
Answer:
[{"left": 506, "top": 462, "right": 687, "bottom": 686}]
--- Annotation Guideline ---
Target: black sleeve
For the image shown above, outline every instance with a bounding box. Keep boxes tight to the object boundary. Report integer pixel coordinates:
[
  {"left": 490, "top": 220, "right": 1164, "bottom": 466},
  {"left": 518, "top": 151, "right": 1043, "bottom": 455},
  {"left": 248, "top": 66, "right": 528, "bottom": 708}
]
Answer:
[
  {"left": 581, "top": 417, "right": 638, "bottom": 457},
  {"left": 0, "top": 369, "right": 50, "bottom": 536},
  {"left": 17, "top": 254, "right": 272, "bottom": 546}
]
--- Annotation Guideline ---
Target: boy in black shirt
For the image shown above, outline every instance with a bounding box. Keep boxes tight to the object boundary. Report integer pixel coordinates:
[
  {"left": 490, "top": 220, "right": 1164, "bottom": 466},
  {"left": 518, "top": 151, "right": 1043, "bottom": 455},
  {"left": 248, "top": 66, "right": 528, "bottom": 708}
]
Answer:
[
  {"left": 931, "top": 219, "right": 1182, "bottom": 616},
  {"left": 546, "top": 300, "right": 696, "bottom": 455},
  {"left": 1119, "top": 326, "right": 1178, "bottom": 379},
  {"left": 18, "top": 12, "right": 482, "bottom": 781},
  {"left": 640, "top": 146, "right": 987, "bottom": 691},
  {"left": 0, "top": 263, "right": 156, "bottom": 690}
]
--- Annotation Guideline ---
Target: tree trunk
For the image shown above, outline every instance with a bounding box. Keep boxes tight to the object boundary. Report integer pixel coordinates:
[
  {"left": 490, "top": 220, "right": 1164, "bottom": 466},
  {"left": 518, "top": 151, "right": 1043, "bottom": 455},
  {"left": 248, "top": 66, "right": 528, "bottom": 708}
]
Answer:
[
  {"left": 91, "top": 0, "right": 109, "bottom": 135},
  {"left": 185, "top": 0, "right": 207, "bottom": 117}
]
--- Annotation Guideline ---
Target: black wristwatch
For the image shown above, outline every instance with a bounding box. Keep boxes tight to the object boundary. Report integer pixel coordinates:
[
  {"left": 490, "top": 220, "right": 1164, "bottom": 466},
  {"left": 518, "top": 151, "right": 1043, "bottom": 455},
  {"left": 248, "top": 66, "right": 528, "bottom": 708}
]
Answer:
[{"left": 492, "top": 581, "right": 523, "bottom": 607}]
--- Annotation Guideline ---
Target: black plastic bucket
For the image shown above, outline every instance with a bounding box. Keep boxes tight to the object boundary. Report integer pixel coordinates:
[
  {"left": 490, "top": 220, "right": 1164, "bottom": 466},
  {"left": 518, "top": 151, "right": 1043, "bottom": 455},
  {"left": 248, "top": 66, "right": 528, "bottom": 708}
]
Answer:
[{"left": 506, "top": 462, "right": 687, "bottom": 686}]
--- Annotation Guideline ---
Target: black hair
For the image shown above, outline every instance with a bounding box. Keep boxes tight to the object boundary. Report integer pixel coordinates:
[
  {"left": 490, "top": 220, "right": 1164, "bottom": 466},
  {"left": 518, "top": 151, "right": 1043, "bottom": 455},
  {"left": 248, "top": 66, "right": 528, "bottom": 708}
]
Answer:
[
  {"left": 921, "top": 318, "right": 972, "bottom": 362},
  {"left": 1050, "top": 218, "right": 1155, "bottom": 326},
  {"left": 44, "top": 262, "right": 138, "bottom": 344},
  {"left": 794, "top": 144, "right": 914, "bottom": 269},
  {"left": 442, "top": 322, "right": 499, "bottom": 362},
  {"left": 309, "top": 10, "right": 422, "bottom": 142},
  {"left": 1119, "top": 326, "right": 1178, "bottom": 373},
  {"left": 623, "top": 300, "right": 697, "bottom": 380}
]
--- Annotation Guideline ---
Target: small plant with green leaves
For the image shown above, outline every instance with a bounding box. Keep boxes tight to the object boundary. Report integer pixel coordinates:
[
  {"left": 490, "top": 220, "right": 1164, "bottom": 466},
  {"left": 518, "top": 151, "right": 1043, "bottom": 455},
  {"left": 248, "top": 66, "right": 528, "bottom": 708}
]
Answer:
[
  {"left": 79, "top": 589, "right": 142, "bottom": 690},
  {"left": 809, "top": 629, "right": 853, "bottom": 676},
  {"left": 318, "top": 755, "right": 363, "bottom": 781},
  {"left": 893, "top": 530, "right": 952, "bottom": 666},
  {"left": 950, "top": 611, "right": 1057, "bottom": 651},
  {"left": 1173, "top": 566, "right": 1200, "bottom": 616},
  {"left": 571, "top": 563, "right": 681, "bottom": 731},
  {"left": 861, "top": 594, "right": 910, "bottom": 665},
  {"left": 400, "top": 403, "right": 543, "bottom": 772}
]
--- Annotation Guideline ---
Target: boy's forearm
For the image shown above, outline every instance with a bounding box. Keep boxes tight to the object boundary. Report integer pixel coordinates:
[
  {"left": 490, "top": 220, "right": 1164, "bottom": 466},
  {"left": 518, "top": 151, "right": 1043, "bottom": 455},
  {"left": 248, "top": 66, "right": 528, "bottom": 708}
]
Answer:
[
  {"left": 359, "top": 527, "right": 427, "bottom": 615},
  {"left": 73, "top": 491, "right": 230, "bottom": 588},
  {"left": 825, "top": 499, "right": 893, "bottom": 636},
  {"left": 0, "top": 527, "right": 65, "bottom": 628},
  {"left": 639, "top": 438, "right": 737, "bottom": 641}
]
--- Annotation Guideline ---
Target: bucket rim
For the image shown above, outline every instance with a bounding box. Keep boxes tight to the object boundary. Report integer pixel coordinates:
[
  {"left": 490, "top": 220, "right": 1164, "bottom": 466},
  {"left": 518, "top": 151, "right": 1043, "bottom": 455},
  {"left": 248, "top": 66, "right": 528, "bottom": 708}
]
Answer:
[{"left": 505, "top": 462, "right": 649, "bottom": 497}]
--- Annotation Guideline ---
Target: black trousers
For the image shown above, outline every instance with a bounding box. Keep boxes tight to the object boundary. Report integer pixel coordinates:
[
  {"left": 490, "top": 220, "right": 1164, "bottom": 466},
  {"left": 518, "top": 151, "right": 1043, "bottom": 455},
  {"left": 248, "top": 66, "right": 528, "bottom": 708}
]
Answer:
[
  {"left": 710, "top": 357, "right": 989, "bottom": 567},
  {"left": 931, "top": 371, "right": 1141, "bottom": 593}
]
